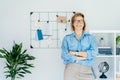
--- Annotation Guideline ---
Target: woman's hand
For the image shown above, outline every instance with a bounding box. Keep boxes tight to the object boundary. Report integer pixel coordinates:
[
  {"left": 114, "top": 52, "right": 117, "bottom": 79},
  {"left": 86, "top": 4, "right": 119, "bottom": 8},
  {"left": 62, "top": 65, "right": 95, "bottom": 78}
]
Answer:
[
  {"left": 69, "top": 50, "right": 87, "bottom": 61},
  {"left": 69, "top": 50, "right": 87, "bottom": 60},
  {"left": 76, "top": 56, "right": 86, "bottom": 60},
  {"left": 69, "top": 50, "right": 76, "bottom": 55},
  {"left": 77, "top": 52, "right": 87, "bottom": 58},
  {"left": 69, "top": 51, "right": 87, "bottom": 57}
]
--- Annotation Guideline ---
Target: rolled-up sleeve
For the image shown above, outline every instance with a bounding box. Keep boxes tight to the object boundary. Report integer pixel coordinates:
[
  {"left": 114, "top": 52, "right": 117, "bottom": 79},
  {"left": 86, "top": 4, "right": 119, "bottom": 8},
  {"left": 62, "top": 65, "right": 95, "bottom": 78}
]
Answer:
[
  {"left": 61, "top": 36, "right": 76, "bottom": 64},
  {"left": 86, "top": 35, "right": 98, "bottom": 60}
]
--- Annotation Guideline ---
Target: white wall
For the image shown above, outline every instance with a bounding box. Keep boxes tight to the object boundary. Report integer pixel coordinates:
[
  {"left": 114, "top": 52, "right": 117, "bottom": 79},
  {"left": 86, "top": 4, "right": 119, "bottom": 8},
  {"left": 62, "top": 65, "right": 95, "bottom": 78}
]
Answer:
[{"left": 0, "top": 0, "right": 120, "bottom": 80}]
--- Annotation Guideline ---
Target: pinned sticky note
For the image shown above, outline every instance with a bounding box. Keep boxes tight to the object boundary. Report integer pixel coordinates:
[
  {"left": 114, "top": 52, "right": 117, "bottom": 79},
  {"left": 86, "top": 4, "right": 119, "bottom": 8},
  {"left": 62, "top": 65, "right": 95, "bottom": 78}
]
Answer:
[{"left": 57, "top": 16, "right": 67, "bottom": 23}]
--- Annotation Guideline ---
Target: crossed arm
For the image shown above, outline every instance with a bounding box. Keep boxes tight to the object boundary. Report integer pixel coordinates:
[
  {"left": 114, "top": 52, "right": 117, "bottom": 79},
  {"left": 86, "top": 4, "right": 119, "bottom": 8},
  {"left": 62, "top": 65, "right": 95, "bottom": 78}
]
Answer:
[
  {"left": 61, "top": 35, "right": 98, "bottom": 62},
  {"left": 69, "top": 50, "right": 87, "bottom": 60}
]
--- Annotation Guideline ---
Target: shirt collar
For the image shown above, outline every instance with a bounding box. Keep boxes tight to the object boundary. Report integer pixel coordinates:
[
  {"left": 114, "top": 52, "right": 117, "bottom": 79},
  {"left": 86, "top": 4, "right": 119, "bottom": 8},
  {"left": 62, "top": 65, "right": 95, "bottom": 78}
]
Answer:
[{"left": 72, "top": 31, "right": 86, "bottom": 40}]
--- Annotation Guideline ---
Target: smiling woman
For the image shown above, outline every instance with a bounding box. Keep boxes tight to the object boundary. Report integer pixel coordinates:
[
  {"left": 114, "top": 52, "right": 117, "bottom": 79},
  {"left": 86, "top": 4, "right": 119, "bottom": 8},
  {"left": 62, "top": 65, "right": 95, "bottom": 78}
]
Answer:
[{"left": 61, "top": 12, "right": 98, "bottom": 80}]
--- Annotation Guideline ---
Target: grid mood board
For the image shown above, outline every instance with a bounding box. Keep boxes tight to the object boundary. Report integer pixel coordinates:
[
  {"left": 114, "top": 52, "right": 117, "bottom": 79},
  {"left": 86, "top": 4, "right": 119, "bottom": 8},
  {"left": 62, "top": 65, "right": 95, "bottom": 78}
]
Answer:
[{"left": 30, "top": 12, "right": 76, "bottom": 49}]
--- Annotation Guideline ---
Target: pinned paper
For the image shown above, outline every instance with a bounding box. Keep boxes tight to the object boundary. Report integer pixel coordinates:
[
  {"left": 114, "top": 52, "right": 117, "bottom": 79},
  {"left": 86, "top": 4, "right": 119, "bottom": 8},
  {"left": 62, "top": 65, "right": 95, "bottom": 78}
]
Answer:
[{"left": 57, "top": 16, "right": 67, "bottom": 23}]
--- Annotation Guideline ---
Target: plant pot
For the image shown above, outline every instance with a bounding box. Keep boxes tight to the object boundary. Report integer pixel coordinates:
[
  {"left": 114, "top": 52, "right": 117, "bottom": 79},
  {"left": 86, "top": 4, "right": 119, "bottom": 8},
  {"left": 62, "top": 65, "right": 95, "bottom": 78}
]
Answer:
[{"left": 116, "top": 48, "right": 120, "bottom": 55}]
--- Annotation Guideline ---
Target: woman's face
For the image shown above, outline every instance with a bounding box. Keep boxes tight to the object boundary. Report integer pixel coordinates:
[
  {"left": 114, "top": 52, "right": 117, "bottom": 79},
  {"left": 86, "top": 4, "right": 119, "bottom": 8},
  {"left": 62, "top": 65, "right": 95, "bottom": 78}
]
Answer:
[{"left": 73, "top": 16, "right": 84, "bottom": 31}]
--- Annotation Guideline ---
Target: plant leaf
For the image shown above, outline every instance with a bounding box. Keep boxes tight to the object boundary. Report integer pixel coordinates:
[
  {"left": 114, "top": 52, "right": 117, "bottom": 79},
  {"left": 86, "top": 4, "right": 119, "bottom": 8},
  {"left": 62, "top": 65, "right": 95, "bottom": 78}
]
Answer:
[
  {"left": 18, "top": 74, "right": 24, "bottom": 77},
  {"left": 0, "top": 49, "right": 6, "bottom": 53},
  {"left": 22, "top": 49, "right": 27, "bottom": 54},
  {"left": 23, "top": 69, "right": 31, "bottom": 74},
  {"left": 0, "top": 54, "right": 4, "bottom": 58},
  {"left": 5, "top": 75, "right": 11, "bottom": 78}
]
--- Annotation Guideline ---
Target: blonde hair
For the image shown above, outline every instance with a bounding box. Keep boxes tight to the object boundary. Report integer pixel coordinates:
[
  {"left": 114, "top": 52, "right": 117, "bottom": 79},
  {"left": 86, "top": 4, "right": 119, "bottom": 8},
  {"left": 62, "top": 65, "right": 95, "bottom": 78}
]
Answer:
[{"left": 71, "top": 12, "right": 86, "bottom": 31}]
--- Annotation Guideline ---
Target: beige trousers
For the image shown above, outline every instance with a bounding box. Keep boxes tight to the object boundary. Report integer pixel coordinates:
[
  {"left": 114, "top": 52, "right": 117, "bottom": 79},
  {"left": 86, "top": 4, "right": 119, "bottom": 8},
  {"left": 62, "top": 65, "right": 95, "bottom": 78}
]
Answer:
[{"left": 64, "top": 63, "right": 94, "bottom": 80}]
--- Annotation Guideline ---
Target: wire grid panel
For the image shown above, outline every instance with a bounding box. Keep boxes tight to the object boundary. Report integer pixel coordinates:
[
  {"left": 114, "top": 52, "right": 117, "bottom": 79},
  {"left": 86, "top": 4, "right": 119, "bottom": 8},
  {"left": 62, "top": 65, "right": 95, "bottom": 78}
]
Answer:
[{"left": 30, "top": 12, "right": 75, "bottom": 49}]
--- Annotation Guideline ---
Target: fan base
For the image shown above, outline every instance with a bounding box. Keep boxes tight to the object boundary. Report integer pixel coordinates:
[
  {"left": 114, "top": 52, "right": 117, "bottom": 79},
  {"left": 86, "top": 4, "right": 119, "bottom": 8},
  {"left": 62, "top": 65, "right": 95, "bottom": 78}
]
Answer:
[{"left": 100, "top": 73, "right": 107, "bottom": 79}]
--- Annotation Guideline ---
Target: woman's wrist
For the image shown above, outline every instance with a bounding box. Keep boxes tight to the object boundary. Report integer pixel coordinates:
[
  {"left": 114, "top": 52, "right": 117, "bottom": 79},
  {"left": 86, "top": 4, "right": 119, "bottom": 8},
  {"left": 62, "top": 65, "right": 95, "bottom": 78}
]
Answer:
[
  {"left": 69, "top": 50, "right": 76, "bottom": 55},
  {"left": 75, "top": 52, "right": 78, "bottom": 56},
  {"left": 71, "top": 51, "right": 78, "bottom": 56},
  {"left": 69, "top": 51, "right": 87, "bottom": 57}
]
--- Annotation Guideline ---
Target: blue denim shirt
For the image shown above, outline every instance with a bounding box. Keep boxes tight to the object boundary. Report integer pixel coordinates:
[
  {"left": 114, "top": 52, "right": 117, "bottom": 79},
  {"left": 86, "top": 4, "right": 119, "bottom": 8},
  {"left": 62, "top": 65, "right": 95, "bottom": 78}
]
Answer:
[{"left": 61, "top": 32, "right": 98, "bottom": 66}]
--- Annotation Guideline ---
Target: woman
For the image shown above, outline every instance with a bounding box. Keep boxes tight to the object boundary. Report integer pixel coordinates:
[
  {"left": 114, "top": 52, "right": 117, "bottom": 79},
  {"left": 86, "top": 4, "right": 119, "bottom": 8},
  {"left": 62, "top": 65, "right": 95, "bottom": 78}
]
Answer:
[{"left": 61, "top": 12, "right": 98, "bottom": 80}]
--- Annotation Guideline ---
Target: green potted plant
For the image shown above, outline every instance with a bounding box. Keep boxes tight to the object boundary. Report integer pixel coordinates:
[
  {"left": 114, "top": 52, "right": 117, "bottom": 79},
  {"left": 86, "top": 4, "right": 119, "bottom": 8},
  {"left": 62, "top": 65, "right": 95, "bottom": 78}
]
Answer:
[
  {"left": 116, "top": 36, "right": 120, "bottom": 55},
  {"left": 116, "top": 36, "right": 120, "bottom": 47},
  {"left": 0, "top": 42, "right": 35, "bottom": 80}
]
